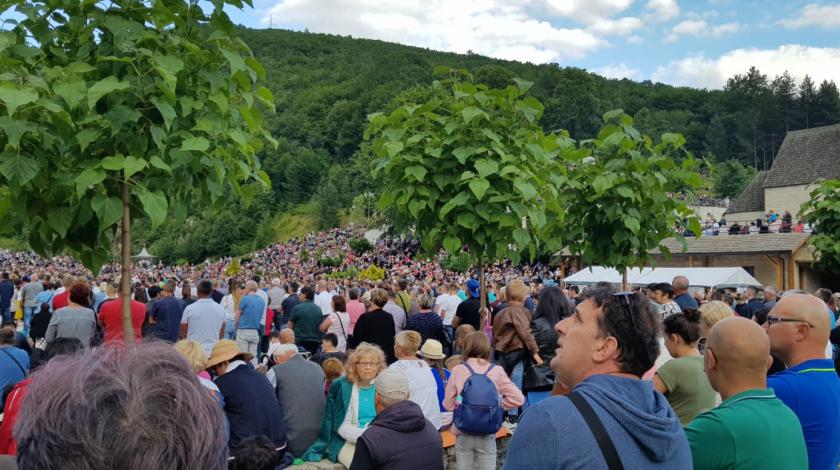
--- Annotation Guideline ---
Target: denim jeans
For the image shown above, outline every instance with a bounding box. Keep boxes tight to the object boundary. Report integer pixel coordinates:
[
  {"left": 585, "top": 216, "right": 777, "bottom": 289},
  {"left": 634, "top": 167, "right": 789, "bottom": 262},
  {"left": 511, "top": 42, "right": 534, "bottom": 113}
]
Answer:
[
  {"left": 225, "top": 319, "right": 236, "bottom": 339},
  {"left": 455, "top": 433, "right": 496, "bottom": 470},
  {"left": 0, "top": 307, "right": 9, "bottom": 324},
  {"left": 23, "top": 306, "right": 38, "bottom": 336}
]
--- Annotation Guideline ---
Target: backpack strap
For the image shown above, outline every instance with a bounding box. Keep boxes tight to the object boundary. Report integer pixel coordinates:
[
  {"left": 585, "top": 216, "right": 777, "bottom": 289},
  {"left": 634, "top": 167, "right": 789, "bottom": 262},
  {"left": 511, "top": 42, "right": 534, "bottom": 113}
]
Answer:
[
  {"left": 568, "top": 392, "right": 624, "bottom": 470},
  {"left": 461, "top": 361, "right": 494, "bottom": 376},
  {"left": 462, "top": 361, "right": 476, "bottom": 375}
]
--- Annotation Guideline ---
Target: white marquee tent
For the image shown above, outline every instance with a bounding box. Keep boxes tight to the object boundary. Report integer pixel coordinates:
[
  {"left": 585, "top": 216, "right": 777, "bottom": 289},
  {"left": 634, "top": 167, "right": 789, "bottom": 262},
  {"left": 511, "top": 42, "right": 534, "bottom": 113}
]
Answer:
[{"left": 564, "top": 266, "right": 762, "bottom": 289}]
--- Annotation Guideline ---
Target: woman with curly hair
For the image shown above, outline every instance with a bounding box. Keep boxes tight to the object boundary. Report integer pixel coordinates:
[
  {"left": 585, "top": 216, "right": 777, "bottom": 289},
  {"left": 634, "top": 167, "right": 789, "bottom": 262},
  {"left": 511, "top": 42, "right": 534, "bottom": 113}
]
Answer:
[{"left": 303, "top": 342, "right": 386, "bottom": 467}]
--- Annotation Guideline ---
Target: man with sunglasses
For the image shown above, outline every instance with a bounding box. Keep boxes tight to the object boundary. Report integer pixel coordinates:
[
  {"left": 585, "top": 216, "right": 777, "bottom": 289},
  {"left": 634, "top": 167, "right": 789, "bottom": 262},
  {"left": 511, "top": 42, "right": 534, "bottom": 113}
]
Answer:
[
  {"left": 764, "top": 294, "right": 840, "bottom": 470},
  {"left": 505, "top": 283, "right": 691, "bottom": 469}
]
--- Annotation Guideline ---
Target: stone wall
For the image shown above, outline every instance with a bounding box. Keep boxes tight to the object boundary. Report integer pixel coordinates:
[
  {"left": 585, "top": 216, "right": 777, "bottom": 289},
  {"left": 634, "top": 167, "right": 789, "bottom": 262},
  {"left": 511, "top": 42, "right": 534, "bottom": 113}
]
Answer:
[
  {"left": 297, "top": 433, "right": 512, "bottom": 470},
  {"left": 764, "top": 184, "right": 814, "bottom": 218}
]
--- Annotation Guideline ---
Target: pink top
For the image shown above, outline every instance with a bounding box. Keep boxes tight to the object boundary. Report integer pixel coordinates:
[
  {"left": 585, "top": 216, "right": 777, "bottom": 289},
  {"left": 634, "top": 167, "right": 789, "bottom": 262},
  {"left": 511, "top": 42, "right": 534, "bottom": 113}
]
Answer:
[
  {"left": 443, "top": 358, "right": 525, "bottom": 435},
  {"left": 346, "top": 300, "right": 367, "bottom": 335},
  {"left": 198, "top": 370, "right": 212, "bottom": 381}
]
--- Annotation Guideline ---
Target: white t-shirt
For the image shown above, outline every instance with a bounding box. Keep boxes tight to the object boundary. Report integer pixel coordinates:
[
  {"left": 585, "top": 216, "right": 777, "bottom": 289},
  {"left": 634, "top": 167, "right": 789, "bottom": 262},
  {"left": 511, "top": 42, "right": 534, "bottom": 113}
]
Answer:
[
  {"left": 315, "top": 291, "right": 334, "bottom": 317},
  {"left": 389, "top": 359, "right": 443, "bottom": 429},
  {"left": 327, "top": 311, "right": 351, "bottom": 352},
  {"left": 181, "top": 298, "right": 226, "bottom": 357},
  {"left": 435, "top": 294, "right": 461, "bottom": 326}
]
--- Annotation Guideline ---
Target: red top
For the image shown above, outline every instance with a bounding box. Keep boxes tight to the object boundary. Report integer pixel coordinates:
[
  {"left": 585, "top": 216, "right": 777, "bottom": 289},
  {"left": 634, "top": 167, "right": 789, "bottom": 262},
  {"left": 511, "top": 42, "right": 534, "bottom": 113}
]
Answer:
[
  {"left": 0, "top": 378, "right": 32, "bottom": 455},
  {"left": 99, "top": 298, "right": 146, "bottom": 344},
  {"left": 51, "top": 291, "right": 69, "bottom": 310}
]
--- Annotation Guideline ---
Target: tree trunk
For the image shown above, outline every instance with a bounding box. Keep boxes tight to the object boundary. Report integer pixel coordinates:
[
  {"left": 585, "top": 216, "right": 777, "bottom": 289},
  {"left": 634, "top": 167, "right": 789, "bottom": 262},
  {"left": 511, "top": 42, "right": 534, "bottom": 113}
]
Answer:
[
  {"left": 622, "top": 268, "right": 628, "bottom": 292},
  {"left": 121, "top": 182, "right": 135, "bottom": 346},
  {"left": 478, "top": 255, "right": 487, "bottom": 331}
]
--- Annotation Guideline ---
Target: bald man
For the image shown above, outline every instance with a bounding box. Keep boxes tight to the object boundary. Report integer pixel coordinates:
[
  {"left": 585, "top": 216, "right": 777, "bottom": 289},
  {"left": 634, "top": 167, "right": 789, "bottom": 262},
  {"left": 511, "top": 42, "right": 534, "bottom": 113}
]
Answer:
[
  {"left": 314, "top": 279, "right": 333, "bottom": 317},
  {"left": 765, "top": 294, "right": 840, "bottom": 469},
  {"left": 672, "top": 275, "right": 698, "bottom": 311},
  {"left": 686, "top": 317, "right": 807, "bottom": 469}
]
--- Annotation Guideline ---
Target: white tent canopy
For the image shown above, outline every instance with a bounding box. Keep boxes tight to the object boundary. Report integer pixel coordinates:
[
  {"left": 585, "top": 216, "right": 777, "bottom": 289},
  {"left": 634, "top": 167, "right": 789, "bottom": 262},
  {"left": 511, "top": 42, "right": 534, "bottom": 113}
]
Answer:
[{"left": 564, "top": 266, "right": 762, "bottom": 289}]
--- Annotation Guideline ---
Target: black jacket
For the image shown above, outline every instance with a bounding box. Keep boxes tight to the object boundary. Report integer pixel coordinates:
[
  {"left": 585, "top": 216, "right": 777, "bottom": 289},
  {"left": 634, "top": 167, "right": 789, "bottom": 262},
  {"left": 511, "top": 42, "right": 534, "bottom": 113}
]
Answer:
[
  {"left": 349, "top": 309, "right": 396, "bottom": 363},
  {"left": 350, "top": 400, "right": 443, "bottom": 470},
  {"left": 214, "top": 362, "right": 288, "bottom": 448}
]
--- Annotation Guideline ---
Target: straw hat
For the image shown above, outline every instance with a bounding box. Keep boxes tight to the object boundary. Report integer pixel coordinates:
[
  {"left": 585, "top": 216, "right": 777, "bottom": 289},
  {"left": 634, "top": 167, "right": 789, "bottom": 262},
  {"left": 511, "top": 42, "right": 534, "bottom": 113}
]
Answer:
[
  {"left": 207, "top": 339, "right": 253, "bottom": 368},
  {"left": 419, "top": 339, "right": 446, "bottom": 360}
]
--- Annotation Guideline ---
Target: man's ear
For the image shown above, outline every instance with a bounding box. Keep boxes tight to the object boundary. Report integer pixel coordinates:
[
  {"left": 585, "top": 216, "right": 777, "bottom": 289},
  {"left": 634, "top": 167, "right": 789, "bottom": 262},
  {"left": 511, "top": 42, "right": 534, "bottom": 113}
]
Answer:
[{"left": 593, "top": 335, "right": 619, "bottom": 364}]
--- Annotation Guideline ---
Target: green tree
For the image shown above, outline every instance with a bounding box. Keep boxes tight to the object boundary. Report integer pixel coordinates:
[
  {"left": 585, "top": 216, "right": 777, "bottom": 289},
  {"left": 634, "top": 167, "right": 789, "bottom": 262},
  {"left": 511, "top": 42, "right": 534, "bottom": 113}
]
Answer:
[
  {"left": 366, "top": 68, "right": 563, "bottom": 312},
  {"left": 799, "top": 75, "right": 818, "bottom": 129},
  {"left": 558, "top": 110, "right": 702, "bottom": 287},
  {"left": 0, "top": 0, "right": 274, "bottom": 343},
  {"left": 800, "top": 180, "right": 840, "bottom": 272},
  {"left": 713, "top": 160, "right": 758, "bottom": 199}
]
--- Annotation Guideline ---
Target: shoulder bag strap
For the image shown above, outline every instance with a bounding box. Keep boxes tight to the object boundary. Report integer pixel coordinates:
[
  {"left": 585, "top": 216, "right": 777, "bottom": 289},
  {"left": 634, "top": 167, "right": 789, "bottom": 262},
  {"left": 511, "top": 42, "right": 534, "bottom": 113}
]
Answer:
[
  {"left": 568, "top": 392, "right": 624, "bottom": 470},
  {"left": 0, "top": 347, "right": 26, "bottom": 377},
  {"left": 336, "top": 312, "right": 348, "bottom": 342}
]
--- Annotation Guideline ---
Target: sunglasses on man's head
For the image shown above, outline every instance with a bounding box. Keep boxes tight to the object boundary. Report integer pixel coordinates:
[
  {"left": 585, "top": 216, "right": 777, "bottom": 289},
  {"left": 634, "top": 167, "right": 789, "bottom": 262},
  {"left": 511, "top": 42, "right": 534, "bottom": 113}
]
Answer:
[{"left": 612, "top": 291, "right": 637, "bottom": 330}]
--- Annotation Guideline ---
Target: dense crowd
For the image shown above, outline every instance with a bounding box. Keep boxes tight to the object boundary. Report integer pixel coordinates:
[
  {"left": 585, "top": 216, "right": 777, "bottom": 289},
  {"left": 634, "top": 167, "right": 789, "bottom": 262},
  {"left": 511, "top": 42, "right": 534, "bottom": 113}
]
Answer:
[{"left": 0, "top": 263, "right": 839, "bottom": 470}]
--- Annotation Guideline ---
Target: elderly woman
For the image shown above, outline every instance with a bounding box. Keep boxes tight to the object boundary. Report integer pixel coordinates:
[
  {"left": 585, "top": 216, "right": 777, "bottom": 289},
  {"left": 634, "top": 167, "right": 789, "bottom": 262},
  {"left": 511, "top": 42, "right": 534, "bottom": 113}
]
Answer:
[
  {"left": 389, "top": 331, "right": 443, "bottom": 429},
  {"left": 303, "top": 342, "right": 386, "bottom": 467},
  {"left": 46, "top": 282, "right": 97, "bottom": 346},
  {"left": 405, "top": 294, "right": 443, "bottom": 345}
]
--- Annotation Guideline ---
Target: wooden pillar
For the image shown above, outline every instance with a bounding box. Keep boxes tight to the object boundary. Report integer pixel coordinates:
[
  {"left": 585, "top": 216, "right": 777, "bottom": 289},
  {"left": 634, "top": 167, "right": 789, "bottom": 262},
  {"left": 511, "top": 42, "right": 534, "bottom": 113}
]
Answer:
[
  {"left": 766, "top": 255, "right": 782, "bottom": 290},
  {"left": 688, "top": 255, "right": 694, "bottom": 268},
  {"left": 788, "top": 253, "right": 797, "bottom": 290},
  {"left": 703, "top": 256, "right": 710, "bottom": 267}
]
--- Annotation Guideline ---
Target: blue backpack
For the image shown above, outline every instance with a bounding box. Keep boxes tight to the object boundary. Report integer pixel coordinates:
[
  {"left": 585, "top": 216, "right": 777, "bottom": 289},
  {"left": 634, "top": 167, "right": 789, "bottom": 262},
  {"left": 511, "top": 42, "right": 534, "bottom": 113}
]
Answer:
[{"left": 453, "top": 362, "right": 504, "bottom": 434}]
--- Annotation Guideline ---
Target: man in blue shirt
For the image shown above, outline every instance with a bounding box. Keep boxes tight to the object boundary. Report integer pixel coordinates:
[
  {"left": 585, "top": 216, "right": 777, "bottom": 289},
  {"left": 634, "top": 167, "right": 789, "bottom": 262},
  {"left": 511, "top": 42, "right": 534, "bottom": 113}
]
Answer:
[
  {"left": 765, "top": 293, "right": 840, "bottom": 470},
  {"left": 672, "top": 275, "right": 699, "bottom": 312},
  {"left": 149, "top": 281, "right": 184, "bottom": 343},
  {"left": 0, "top": 273, "right": 14, "bottom": 323},
  {"left": 735, "top": 286, "right": 764, "bottom": 319},
  {"left": 235, "top": 280, "right": 265, "bottom": 365}
]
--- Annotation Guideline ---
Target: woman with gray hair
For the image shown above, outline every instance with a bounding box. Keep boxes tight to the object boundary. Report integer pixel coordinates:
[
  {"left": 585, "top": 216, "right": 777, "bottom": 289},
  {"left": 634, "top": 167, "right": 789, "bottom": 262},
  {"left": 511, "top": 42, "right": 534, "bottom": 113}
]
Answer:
[
  {"left": 14, "top": 342, "right": 228, "bottom": 469},
  {"left": 405, "top": 293, "right": 444, "bottom": 345}
]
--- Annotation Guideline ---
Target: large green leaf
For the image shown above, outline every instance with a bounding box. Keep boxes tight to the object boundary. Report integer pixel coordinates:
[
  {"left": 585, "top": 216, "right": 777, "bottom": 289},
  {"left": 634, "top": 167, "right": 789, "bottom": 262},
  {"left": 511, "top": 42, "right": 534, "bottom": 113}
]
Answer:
[
  {"left": 405, "top": 165, "right": 427, "bottom": 182},
  {"left": 91, "top": 194, "right": 123, "bottom": 229},
  {"left": 47, "top": 207, "right": 73, "bottom": 237},
  {"left": 87, "top": 76, "right": 131, "bottom": 108},
  {"left": 150, "top": 97, "right": 176, "bottom": 130},
  {"left": 0, "top": 117, "right": 36, "bottom": 149},
  {"left": 137, "top": 189, "right": 168, "bottom": 227},
  {"left": 101, "top": 155, "right": 125, "bottom": 170},
  {"left": 452, "top": 146, "right": 477, "bottom": 164},
  {"left": 0, "top": 86, "right": 39, "bottom": 116},
  {"left": 474, "top": 159, "right": 498, "bottom": 179},
  {"left": 513, "top": 179, "right": 537, "bottom": 199},
  {"left": 468, "top": 179, "right": 490, "bottom": 200},
  {"left": 76, "top": 128, "right": 101, "bottom": 154},
  {"left": 124, "top": 156, "right": 147, "bottom": 178},
  {"left": 53, "top": 80, "right": 86, "bottom": 110},
  {"left": 75, "top": 168, "right": 106, "bottom": 197},
  {"left": 443, "top": 235, "right": 461, "bottom": 254},
  {"left": 180, "top": 136, "right": 210, "bottom": 152},
  {"left": 461, "top": 106, "right": 484, "bottom": 124},
  {"left": 0, "top": 152, "right": 39, "bottom": 186}
]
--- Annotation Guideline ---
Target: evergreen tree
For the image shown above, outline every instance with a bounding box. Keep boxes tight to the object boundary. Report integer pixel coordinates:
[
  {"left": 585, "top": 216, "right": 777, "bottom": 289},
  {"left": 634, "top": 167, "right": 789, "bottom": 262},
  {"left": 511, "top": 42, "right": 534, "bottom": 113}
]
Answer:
[
  {"left": 814, "top": 80, "right": 840, "bottom": 127},
  {"left": 799, "top": 75, "right": 818, "bottom": 129}
]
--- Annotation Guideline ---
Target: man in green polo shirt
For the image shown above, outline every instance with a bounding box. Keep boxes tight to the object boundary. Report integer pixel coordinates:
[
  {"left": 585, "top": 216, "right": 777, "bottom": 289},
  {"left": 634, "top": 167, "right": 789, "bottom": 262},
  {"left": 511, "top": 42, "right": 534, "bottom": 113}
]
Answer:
[
  {"left": 686, "top": 317, "right": 807, "bottom": 470},
  {"left": 288, "top": 285, "right": 324, "bottom": 356}
]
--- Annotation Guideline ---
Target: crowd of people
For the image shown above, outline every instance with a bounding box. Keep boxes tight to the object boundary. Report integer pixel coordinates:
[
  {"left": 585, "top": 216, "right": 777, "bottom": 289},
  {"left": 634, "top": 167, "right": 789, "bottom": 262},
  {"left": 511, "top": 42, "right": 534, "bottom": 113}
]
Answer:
[
  {"left": 691, "top": 209, "right": 814, "bottom": 236},
  {"left": 1, "top": 260, "right": 840, "bottom": 469}
]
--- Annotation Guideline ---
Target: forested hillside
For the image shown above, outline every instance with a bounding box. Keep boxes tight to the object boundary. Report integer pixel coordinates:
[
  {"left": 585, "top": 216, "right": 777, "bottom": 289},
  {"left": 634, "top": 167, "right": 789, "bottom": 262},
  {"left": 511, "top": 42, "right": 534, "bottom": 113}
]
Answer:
[{"left": 133, "top": 28, "right": 840, "bottom": 264}]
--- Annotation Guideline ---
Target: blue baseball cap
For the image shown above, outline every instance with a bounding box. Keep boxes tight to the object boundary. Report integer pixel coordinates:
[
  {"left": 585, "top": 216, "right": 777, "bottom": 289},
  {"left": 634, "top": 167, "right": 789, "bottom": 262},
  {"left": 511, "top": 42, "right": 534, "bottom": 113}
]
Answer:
[{"left": 466, "top": 279, "right": 480, "bottom": 298}]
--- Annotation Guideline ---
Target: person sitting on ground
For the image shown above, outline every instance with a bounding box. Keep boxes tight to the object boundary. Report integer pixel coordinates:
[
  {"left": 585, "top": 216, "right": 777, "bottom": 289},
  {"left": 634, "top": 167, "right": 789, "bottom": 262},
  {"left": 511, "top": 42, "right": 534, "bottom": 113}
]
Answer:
[
  {"left": 309, "top": 333, "right": 346, "bottom": 365},
  {"left": 349, "top": 289, "right": 396, "bottom": 364},
  {"left": 303, "top": 343, "right": 386, "bottom": 467},
  {"left": 14, "top": 342, "right": 228, "bottom": 469},
  {"left": 267, "top": 343, "right": 326, "bottom": 458},
  {"left": 208, "top": 339, "right": 288, "bottom": 453},
  {"left": 389, "top": 331, "right": 443, "bottom": 430},
  {"left": 445, "top": 332, "right": 524, "bottom": 470},
  {"left": 505, "top": 285, "right": 691, "bottom": 469},
  {"left": 322, "top": 357, "right": 344, "bottom": 396},
  {"left": 349, "top": 369, "right": 444, "bottom": 470},
  {"left": 685, "top": 317, "right": 807, "bottom": 469},
  {"left": 45, "top": 282, "right": 97, "bottom": 347},
  {"left": 764, "top": 294, "right": 840, "bottom": 469},
  {"left": 653, "top": 309, "right": 716, "bottom": 426},
  {"left": 0, "top": 337, "right": 83, "bottom": 455}
]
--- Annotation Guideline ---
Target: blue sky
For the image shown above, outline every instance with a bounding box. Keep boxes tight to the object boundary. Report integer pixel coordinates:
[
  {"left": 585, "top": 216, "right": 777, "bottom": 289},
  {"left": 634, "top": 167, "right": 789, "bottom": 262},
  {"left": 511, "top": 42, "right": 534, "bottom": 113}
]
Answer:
[{"left": 219, "top": 0, "right": 840, "bottom": 89}]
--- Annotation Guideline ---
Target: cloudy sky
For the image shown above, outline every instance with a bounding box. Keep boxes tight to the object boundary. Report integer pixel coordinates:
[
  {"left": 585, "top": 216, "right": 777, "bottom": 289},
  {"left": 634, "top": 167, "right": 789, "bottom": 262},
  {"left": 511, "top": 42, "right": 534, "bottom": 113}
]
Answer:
[{"left": 218, "top": 0, "right": 840, "bottom": 89}]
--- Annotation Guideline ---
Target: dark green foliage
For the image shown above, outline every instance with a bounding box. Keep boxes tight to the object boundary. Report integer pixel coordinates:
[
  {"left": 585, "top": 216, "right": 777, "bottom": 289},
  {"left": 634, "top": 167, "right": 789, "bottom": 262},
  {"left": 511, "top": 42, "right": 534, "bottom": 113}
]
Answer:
[
  {"left": 713, "top": 160, "right": 758, "bottom": 199},
  {"left": 801, "top": 180, "right": 840, "bottom": 272},
  {"left": 348, "top": 237, "right": 373, "bottom": 254}
]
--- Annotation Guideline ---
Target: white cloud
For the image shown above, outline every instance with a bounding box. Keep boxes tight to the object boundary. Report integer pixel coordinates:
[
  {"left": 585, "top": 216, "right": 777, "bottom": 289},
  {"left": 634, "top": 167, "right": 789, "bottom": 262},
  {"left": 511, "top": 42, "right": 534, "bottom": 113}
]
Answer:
[
  {"left": 544, "top": 0, "right": 634, "bottom": 24},
  {"left": 627, "top": 34, "right": 644, "bottom": 44},
  {"left": 587, "top": 17, "right": 643, "bottom": 36},
  {"left": 594, "top": 63, "right": 642, "bottom": 80},
  {"left": 651, "top": 45, "right": 840, "bottom": 89},
  {"left": 779, "top": 3, "right": 840, "bottom": 29},
  {"left": 263, "top": 0, "right": 614, "bottom": 64},
  {"left": 644, "top": 0, "right": 680, "bottom": 22},
  {"left": 664, "top": 19, "right": 738, "bottom": 42}
]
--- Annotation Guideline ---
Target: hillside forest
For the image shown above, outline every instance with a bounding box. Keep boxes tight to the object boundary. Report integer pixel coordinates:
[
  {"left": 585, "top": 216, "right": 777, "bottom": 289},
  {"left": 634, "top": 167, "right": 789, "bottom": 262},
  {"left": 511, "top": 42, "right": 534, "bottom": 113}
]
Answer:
[{"left": 109, "top": 29, "right": 840, "bottom": 263}]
